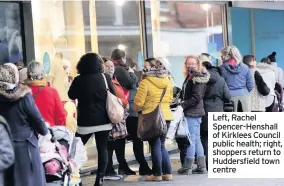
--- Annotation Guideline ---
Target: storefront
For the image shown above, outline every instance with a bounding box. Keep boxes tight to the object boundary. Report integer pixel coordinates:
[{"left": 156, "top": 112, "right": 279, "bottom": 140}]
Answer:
[{"left": 1, "top": 0, "right": 230, "bottom": 171}]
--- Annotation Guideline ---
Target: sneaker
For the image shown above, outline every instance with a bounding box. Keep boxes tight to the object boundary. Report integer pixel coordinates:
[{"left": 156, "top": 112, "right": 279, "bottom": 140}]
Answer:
[{"left": 104, "top": 174, "right": 122, "bottom": 181}]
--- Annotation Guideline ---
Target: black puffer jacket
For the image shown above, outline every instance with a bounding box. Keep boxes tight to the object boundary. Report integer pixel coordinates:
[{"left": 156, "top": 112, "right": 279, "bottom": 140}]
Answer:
[
  {"left": 181, "top": 72, "right": 210, "bottom": 117},
  {"left": 201, "top": 67, "right": 231, "bottom": 131},
  {"left": 114, "top": 61, "right": 138, "bottom": 90}
]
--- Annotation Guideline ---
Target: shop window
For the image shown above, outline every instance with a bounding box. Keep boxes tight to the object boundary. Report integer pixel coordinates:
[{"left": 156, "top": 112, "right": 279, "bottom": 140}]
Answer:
[
  {"left": 95, "top": 0, "right": 143, "bottom": 63},
  {"left": 149, "top": 1, "right": 225, "bottom": 87},
  {"left": 0, "top": 3, "right": 23, "bottom": 65}
]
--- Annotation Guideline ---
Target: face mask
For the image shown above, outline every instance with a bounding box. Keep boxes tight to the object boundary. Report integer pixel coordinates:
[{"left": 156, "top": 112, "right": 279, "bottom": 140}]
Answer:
[
  {"left": 143, "top": 68, "right": 149, "bottom": 73},
  {"left": 105, "top": 68, "right": 115, "bottom": 76},
  {"left": 188, "top": 68, "right": 195, "bottom": 74}
]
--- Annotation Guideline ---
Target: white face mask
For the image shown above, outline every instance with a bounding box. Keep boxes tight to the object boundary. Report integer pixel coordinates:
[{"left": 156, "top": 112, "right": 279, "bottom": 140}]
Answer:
[{"left": 105, "top": 68, "right": 115, "bottom": 76}]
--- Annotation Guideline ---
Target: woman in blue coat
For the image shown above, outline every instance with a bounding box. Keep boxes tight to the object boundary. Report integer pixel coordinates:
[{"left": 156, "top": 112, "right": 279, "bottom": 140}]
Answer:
[{"left": 0, "top": 63, "right": 48, "bottom": 186}]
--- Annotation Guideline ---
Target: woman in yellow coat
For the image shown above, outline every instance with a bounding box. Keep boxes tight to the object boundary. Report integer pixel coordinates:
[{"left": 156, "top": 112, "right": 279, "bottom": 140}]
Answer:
[{"left": 134, "top": 58, "right": 173, "bottom": 182}]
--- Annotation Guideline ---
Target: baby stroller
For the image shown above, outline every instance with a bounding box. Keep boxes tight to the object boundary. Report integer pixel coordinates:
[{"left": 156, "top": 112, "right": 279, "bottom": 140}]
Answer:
[{"left": 39, "top": 126, "right": 87, "bottom": 186}]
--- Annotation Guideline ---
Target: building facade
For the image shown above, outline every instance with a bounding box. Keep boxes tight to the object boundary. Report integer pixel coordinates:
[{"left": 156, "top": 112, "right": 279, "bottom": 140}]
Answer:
[{"left": 1, "top": 0, "right": 283, "bottom": 171}]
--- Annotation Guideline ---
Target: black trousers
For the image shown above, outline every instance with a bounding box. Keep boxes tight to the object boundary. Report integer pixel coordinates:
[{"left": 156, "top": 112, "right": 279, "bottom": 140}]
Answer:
[
  {"left": 106, "top": 138, "right": 127, "bottom": 174},
  {"left": 200, "top": 130, "right": 208, "bottom": 170},
  {"left": 76, "top": 131, "right": 109, "bottom": 175},
  {"left": 126, "top": 117, "right": 148, "bottom": 167}
]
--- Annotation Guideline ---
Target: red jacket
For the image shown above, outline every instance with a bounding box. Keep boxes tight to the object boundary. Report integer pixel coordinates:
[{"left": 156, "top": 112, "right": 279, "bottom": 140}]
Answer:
[
  {"left": 112, "top": 78, "right": 128, "bottom": 107},
  {"left": 30, "top": 85, "right": 66, "bottom": 126}
]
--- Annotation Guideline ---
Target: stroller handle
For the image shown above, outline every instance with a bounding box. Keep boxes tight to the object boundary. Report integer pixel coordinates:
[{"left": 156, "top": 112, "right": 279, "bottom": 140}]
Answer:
[{"left": 48, "top": 128, "right": 56, "bottom": 143}]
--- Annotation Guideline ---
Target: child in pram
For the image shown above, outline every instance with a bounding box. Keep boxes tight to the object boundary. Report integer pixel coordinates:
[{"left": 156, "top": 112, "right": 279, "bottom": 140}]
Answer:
[{"left": 39, "top": 126, "right": 87, "bottom": 186}]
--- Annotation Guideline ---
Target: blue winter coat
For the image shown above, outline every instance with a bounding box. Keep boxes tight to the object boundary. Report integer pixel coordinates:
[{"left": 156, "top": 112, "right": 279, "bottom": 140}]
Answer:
[
  {"left": 0, "top": 85, "right": 48, "bottom": 186},
  {"left": 220, "top": 62, "right": 254, "bottom": 97}
]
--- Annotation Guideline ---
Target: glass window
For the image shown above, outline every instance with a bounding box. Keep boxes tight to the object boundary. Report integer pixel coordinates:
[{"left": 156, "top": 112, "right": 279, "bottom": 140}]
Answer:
[
  {"left": 149, "top": 1, "right": 225, "bottom": 87},
  {"left": 0, "top": 3, "right": 23, "bottom": 65},
  {"left": 95, "top": 0, "right": 143, "bottom": 63}
]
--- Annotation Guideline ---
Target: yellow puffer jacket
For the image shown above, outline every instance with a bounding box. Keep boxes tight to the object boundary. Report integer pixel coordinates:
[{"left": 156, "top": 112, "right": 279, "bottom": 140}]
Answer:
[{"left": 134, "top": 76, "right": 173, "bottom": 121}]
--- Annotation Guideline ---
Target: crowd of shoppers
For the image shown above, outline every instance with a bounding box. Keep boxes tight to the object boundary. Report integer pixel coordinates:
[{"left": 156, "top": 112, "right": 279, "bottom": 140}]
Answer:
[{"left": 0, "top": 46, "right": 283, "bottom": 186}]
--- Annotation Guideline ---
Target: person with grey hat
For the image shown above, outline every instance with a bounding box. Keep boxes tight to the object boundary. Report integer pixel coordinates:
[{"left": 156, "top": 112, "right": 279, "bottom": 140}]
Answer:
[
  {"left": 25, "top": 61, "right": 66, "bottom": 127},
  {"left": 0, "top": 63, "right": 48, "bottom": 186}
]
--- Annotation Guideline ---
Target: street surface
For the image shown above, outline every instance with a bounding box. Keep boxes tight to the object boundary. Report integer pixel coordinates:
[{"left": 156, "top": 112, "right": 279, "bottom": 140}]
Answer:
[{"left": 82, "top": 158, "right": 284, "bottom": 186}]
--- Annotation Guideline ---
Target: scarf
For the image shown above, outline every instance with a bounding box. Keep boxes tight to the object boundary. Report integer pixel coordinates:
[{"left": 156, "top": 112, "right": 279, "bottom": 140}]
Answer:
[
  {"left": 144, "top": 68, "right": 169, "bottom": 78},
  {"left": 25, "top": 79, "right": 48, "bottom": 87}
]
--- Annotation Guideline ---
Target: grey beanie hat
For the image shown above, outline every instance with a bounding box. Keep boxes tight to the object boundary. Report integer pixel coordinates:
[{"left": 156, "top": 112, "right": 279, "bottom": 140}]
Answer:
[{"left": 27, "top": 61, "right": 45, "bottom": 80}]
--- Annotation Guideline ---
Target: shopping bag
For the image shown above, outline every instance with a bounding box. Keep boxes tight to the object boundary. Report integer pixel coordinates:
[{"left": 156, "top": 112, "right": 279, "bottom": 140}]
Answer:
[
  {"left": 166, "top": 105, "right": 183, "bottom": 139},
  {"left": 176, "top": 115, "right": 190, "bottom": 139}
]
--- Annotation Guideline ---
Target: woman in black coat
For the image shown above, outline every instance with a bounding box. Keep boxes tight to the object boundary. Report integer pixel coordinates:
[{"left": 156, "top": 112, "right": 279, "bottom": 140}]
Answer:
[
  {"left": 110, "top": 49, "right": 138, "bottom": 175},
  {"left": 68, "top": 53, "right": 115, "bottom": 186},
  {"left": 201, "top": 61, "right": 231, "bottom": 170},
  {"left": 178, "top": 55, "right": 210, "bottom": 175},
  {"left": 0, "top": 63, "right": 48, "bottom": 186}
]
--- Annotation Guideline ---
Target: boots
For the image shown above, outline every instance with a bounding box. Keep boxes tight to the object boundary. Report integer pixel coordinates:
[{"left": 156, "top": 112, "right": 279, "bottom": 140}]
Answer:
[
  {"left": 192, "top": 156, "right": 207, "bottom": 174},
  {"left": 94, "top": 173, "right": 104, "bottom": 186},
  {"left": 177, "top": 158, "right": 193, "bottom": 175},
  {"left": 139, "top": 163, "right": 152, "bottom": 176},
  {"left": 118, "top": 162, "right": 136, "bottom": 175}
]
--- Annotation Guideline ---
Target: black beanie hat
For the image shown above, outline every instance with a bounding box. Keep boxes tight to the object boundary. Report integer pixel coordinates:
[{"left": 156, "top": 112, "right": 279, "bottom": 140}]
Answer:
[{"left": 268, "top": 52, "right": 276, "bottom": 62}]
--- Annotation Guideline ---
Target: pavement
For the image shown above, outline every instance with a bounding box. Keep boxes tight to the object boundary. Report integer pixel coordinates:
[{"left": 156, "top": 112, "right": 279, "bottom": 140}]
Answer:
[{"left": 81, "top": 158, "right": 284, "bottom": 186}]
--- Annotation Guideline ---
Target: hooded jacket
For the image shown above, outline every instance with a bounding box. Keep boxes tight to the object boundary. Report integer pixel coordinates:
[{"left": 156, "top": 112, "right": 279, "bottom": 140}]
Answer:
[
  {"left": 204, "top": 67, "right": 231, "bottom": 112},
  {"left": 221, "top": 62, "right": 254, "bottom": 97},
  {"left": 134, "top": 76, "right": 173, "bottom": 121},
  {"left": 201, "top": 68, "right": 231, "bottom": 131},
  {"left": 0, "top": 85, "right": 48, "bottom": 186},
  {"left": 181, "top": 72, "right": 210, "bottom": 117},
  {"left": 257, "top": 63, "right": 276, "bottom": 107}
]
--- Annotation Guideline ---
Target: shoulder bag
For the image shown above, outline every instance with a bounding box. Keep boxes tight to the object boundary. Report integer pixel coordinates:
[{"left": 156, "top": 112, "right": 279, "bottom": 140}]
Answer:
[
  {"left": 102, "top": 74, "right": 124, "bottom": 124},
  {"left": 137, "top": 88, "right": 167, "bottom": 141}
]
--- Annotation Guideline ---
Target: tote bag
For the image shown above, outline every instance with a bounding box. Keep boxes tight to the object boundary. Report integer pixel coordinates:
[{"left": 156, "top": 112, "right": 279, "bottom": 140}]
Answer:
[
  {"left": 166, "top": 105, "right": 183, "bottom": 140},
  {"left": 176, "top": 114, "right": 191, "bottom": 139},
  {"left": 137, "top": 89, "right": 167, "bottom": 141},
  {"left": 102, "top": 74, "right": 124, "bottom": 124}
]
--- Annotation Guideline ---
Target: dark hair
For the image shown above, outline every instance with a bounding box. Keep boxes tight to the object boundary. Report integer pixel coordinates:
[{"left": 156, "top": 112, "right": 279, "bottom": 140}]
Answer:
[
  {"left": 126, "top": 57, "right": 137, "bottom": 69},
  {"left": 201, "top": 53, "right": 210, "bottom": 58},
  {"left": 77, "top": 53, "right": 103, "bottom": 74},
  {"left": 111, "top": 49, "right": 126, "bottom": 61},
  {"left": 145, "top": 57, "right": 157, "bottom": 67},
  {"left": 202, "top": 61, "right": 213, "bottom": 69},
  {"left": 243, "top": 54, "right": 255, "bottom": 67},
  {"left": 261, "top": 57, "right": 271, "bottom": 65},
  {"left": 268, "top": 51, "right": 276, "bottom": 62},
  {"left": 102, "top": 56, "right": 112, "bottom": 63}
]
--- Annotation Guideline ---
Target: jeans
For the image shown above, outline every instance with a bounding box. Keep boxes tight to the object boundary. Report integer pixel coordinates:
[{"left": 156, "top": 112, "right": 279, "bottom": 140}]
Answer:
[
  {"left": 106, "top": 138, "right": 127, "bottom": 174},
  {"left": 148, "top": 122, "right": 172, "bottom": 176},
  {"left": 186, "top": 117, "right": 204, "bottom": 158},
  {"left": 76, "top": 131, "right": 109, "bottom": 175}
]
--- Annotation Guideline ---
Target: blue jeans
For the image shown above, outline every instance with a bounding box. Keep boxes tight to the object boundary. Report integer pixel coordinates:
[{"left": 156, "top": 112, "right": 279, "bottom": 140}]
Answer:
[
  {"left": 148, "top": 134, "right": 172, "bottom": 176},
  {"left": 186, "top": 117, "right": 204, "bottom": 158}
]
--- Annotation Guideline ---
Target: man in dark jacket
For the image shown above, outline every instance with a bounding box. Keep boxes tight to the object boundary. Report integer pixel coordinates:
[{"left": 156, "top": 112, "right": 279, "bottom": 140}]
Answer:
[
  {"left": 0, "top": 116, "right": 14, "bottom": 186},
  {"left": 201, "top": 61, "right": 231, "bottom": 169}
]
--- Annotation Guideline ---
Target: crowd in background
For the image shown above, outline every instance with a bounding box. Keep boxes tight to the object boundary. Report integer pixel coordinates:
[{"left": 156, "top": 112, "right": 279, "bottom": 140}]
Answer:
[{"left": 0, "top": 45, "right": 282, "bottom": 186}]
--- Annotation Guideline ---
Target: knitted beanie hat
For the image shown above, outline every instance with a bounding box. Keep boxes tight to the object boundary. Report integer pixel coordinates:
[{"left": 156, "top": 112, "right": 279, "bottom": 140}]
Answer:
[{"left": 0, "top": 63, "right": 19, "bottom": 90}]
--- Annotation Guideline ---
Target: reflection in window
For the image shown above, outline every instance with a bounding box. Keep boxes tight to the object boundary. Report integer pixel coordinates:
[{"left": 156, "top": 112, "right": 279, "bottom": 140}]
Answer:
[
  {"left": 95, "top": 0, "right": 142, "bottom": 63},
  {"left": 151, "top": 2, "right": 224, "bottom": 87},
  {"left": 0, "top": 3, "right": 23, "bottom": 65}
]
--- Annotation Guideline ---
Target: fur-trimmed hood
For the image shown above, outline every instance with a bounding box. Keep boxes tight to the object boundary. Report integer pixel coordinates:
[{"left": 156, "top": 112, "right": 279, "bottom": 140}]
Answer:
[
  {"left": 192, "top": 72, "right": 210, "bottom": 84},
  {"left": 0, "top": 85, "right": 31, "bottom": 102}
]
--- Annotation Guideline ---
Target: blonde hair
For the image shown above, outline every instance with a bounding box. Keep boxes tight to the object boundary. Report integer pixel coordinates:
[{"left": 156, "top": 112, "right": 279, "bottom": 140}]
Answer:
[
  {"left": 183, "top": 55, "right": 205, "bottom": 77},
  {"left": 221, "top": 46, "right": 242, "bottom": 64}
]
